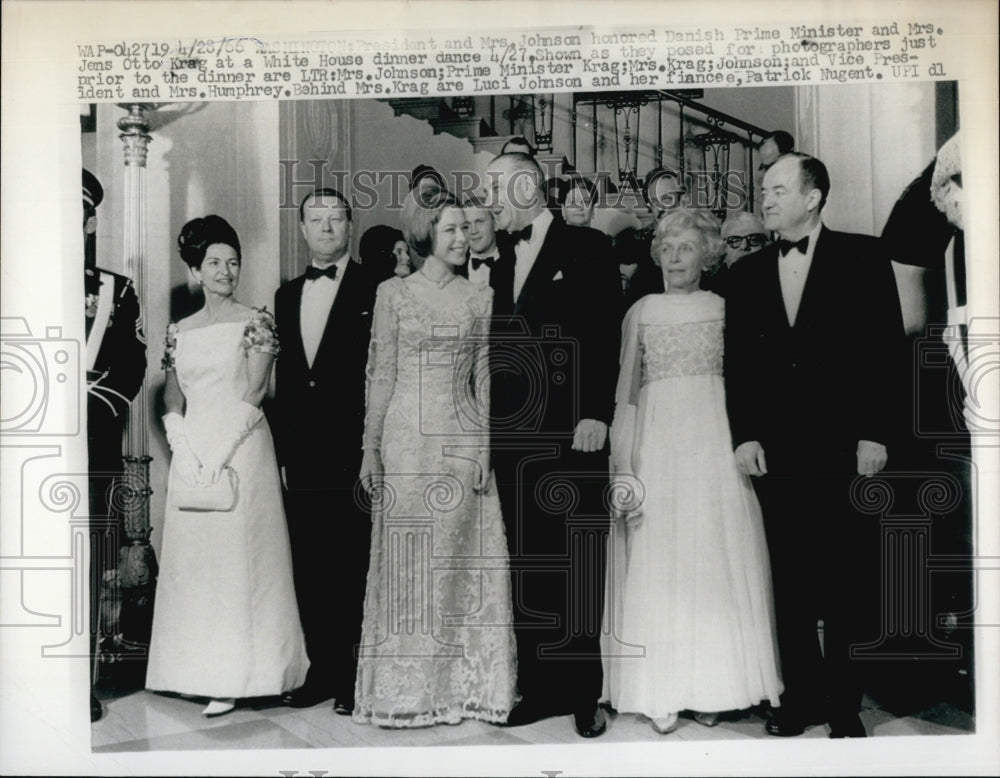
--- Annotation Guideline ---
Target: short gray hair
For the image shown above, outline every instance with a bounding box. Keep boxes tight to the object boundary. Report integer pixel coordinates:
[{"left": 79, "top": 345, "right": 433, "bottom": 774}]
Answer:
[{"left": 651, "top": 208, "right": 725, "bottom": 272}]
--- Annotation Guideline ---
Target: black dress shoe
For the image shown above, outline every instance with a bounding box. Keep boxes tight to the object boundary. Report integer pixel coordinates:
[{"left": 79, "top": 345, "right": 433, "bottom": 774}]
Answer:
[
  {"left": 829, "top": 714, "right": 867, "bottom": 738},
  {"left": 502, "top": 699, "right": 558, "bottom": 727},
  {"left": 764, "top": 708, "right": 826, "bottom": 737},
  {"left": 281, "top": 685, "right": 335, "bottom": 708},
  {"left": 573, "top": 705, "right": 607, "bottom": 738},
  {"left": 90, "top": 694, "right": 103, "bottom": 723},
  {"left": 333, "top": 698, "right": 354, "bottom": 716}
]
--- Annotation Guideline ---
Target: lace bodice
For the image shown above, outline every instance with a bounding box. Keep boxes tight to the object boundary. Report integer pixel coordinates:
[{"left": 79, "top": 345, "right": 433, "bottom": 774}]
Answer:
[
  {"left": 634, "top": 292, "right": 724, "bottom": 389},
  {"left": 362, "top": 277, "right": 492, "bottom": 451},
  {"left": 639, "top": 320, "right": 724, "bottom": 386}
]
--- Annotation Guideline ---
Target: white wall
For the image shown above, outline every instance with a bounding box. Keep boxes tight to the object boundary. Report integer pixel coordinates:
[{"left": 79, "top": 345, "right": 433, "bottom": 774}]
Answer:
[
  {"left": 795, "top": 82, "right": 938, "bottom": 334},
  {"left": 351, "top": 99, "right": 496, "bottom": 238},
  {"left": 92, "top": 101, "right": 280, "bottom": 556}
]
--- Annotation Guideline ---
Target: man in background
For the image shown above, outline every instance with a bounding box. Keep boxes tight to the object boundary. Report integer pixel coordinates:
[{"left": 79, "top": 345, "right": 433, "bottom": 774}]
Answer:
[
  {"left": 558, "top": 176, "right": 598, "bottom": 228},
  {"left": 463, "top": 193, "right": 499, "bottom": 286},
  {"left": 758, "top": 130, "right": 795, "bottom": 172},
  {"left": 721, "top": 210, "right": 769, "bottom": 268}
]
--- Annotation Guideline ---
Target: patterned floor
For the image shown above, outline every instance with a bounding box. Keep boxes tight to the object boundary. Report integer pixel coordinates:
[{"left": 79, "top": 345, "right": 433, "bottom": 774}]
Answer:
[{"left": 92, "top": 685, "right": 974, "bottom": 752}]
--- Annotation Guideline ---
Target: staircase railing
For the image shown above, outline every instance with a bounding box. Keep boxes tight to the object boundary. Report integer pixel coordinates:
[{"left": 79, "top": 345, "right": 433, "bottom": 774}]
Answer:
[
  {"left": 570, "top": 90, "right": 771, "bottom": 213},
  {"left": 385, "top": 88, "right": 772, "bottom": 213}
]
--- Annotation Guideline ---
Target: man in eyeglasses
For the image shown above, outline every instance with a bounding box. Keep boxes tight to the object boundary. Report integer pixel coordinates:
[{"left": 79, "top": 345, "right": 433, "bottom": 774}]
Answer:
[{"left": 721, "top": 210, "right": 769, "bottom": 267}]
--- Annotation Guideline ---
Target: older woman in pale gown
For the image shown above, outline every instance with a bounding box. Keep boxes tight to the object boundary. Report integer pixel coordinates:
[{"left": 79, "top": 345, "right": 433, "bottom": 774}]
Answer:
[{"left": 603, "top": 208, "right": 782, "bottom": 734}]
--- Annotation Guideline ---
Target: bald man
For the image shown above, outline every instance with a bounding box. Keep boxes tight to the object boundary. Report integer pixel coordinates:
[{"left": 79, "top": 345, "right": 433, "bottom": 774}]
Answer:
[{"left": 485, "top": 152, "right": 620, "bottom": 738}]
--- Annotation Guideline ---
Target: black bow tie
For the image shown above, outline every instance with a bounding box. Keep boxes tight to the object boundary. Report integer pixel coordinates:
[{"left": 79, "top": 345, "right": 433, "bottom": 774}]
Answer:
[
  {"left": 470, "top": 255, "right": 497, "bottom": 271},
  {"left": 510, "top": 225, "right": 533, "bottom": 244},
  {"left": 777, "top": 236, "right": 810, "bottom": 257},
  {"left": 305, "top": 264, "right": 339, "bottom": 281}
]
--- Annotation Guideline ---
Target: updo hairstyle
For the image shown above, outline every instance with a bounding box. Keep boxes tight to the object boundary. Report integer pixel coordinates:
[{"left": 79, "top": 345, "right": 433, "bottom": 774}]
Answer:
[{"left": 177, "top": 215, "right": 242, "bottom": 270}]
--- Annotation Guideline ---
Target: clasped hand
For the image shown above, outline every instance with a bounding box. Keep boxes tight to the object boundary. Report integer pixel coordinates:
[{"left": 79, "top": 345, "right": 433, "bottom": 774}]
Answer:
[{"left": 174, "top": 448, "right": 231, "bottom": 487}]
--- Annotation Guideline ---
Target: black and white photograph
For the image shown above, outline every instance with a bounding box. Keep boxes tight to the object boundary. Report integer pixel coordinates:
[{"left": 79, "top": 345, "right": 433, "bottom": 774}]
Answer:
[{"left": 1, "top": 1, "right": 997, "bottom": 775}]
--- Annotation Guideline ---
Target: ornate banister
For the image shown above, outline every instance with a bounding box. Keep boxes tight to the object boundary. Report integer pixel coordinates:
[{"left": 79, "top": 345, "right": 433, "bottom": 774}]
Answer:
[{"left": 572, "top": 90, "right": 770, "bottom": 211}]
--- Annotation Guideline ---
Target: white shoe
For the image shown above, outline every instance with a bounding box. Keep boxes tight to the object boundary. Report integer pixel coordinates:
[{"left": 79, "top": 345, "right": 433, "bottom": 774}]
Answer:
[
  {"left": 202, "top": 698, "right": 235, "bottom": 717},
  {"left": 694, "top": 710, "right": 721, "bottom": 727},
  {"left": 650, "top": 713, "right": 679, "bottom": 734}
]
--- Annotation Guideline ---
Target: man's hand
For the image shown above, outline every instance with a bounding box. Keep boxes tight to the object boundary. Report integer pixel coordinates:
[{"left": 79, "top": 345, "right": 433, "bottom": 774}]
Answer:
[
  {"left": 734, "top": 441, "right": 768, "bottom": 477},
  {"left": 572, "top": 419, "right": 608, "bottom": 453},
  {"left": 857, "top": 440, "right": 888, "bottom": 476}
]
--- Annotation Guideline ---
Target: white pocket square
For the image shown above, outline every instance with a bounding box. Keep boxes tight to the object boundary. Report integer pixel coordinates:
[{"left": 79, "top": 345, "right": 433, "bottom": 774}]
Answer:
[{"left": 552, "top": 271, "right": 564, "bottom": 281}]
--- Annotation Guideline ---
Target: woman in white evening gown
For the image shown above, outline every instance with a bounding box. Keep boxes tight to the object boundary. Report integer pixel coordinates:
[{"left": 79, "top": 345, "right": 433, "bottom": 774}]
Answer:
[
  {"left": 146, "top": 215, "right": 308, "bottom": 716},
  {"left": 603, "top": 208, "right": 782, "bottom": 734},
  {"left": 354, "top": 184, "right": 516, "bottom": 728}
]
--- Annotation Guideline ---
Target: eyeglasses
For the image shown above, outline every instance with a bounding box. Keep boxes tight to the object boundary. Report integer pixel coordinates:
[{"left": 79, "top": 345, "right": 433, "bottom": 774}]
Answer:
[{"left": 725, "top": 233, "right": 768, "bottom": 250}]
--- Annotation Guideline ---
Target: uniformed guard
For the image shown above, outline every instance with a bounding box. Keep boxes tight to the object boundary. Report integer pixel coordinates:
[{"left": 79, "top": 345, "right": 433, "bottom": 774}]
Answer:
[{"left": 84, "top": 168, "right": 147, "bottom": 722}]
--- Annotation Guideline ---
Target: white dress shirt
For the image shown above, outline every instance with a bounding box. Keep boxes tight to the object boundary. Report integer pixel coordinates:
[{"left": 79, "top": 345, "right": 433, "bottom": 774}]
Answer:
[
  {"left": 778, "top": 222, "right": 823, "bottom": 327},
  {"left": 512, "top": 208, "right": 554, "bottom": 301},
  {"left": 300, "top": 255, "right": 350, "bottom": 368}
]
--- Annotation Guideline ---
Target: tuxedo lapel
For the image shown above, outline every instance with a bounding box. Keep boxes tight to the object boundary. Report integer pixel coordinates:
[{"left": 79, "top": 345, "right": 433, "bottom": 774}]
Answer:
[
  {"left": 757, "top": 245, "right": 790, "bottom": 331},
  {"left": 310, "top": 260, "right": 359, "bottom": 372},
  {"left": 791, "top": 226, "right": 833, "bottom": 330},
  {"left": 491, "top": 238, "right": 516, "bottom": 316},
  {"left": 514, "top": 220, "right": 562, "bottom": 316},
  {"left": 282, "top": 276, "right": 309, "bottom": 370}
]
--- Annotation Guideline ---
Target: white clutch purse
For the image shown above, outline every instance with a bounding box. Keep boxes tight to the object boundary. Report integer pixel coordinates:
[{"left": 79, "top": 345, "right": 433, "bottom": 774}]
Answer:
[{"left": 173, "top": 467, "right": 239, "bottom": 512}]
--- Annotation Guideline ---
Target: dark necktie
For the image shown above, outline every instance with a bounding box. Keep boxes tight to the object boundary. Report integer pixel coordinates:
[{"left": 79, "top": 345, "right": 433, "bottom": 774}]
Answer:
[
  {"left": 470, "top": 255, "right": 497, "bottom": 271},
  {"left": 777, "top": 236, "right": 809, "bottom": 257},
  {"left": 305, "top": 264, "right": 339, "bottom": 281},
  {"left": 510, "top": 225, "right": 533, "bottom": 244}
]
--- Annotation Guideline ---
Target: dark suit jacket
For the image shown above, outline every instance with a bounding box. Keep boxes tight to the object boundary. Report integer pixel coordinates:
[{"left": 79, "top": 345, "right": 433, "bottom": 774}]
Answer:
[
  {"left": 489, "top": 218, "right": 620, "bottom": 440},
  {"left": 274, "top": 259, "right": 376, "bottom": 488},
  {"left": 724, "top": 226, "right": 905, "bottom": 472}
]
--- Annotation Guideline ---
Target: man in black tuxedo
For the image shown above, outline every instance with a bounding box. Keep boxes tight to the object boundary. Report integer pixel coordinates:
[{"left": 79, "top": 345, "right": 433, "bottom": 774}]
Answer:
[
  {"left": 724, "top": 153, "right": 905, "bottom": 738},
  {"left": 274, "top": 188, "right": 377, "bottom": 714},
  {"left": 485, "top": 152, "right": 620, "bottom": 738}
]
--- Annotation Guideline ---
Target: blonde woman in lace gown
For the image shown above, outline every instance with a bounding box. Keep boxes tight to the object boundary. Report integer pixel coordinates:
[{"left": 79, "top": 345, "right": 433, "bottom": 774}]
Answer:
[
  {"left": 604, "top": 209, "right": 782, "bottom": 734},
  {"left": 354, "top": 185, "right": 516, "bottom": 727},
  {"left": 147, "top": 216, "right": 308, "bottom": 716}
]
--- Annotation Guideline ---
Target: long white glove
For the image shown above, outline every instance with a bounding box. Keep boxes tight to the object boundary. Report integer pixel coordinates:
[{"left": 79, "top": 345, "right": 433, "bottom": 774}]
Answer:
[
  {"left": 201, "top": 401, "right": 263, "bottom": 485},
  {"left": 163, "top": 412, "right": 202, "bottom": 486}
]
